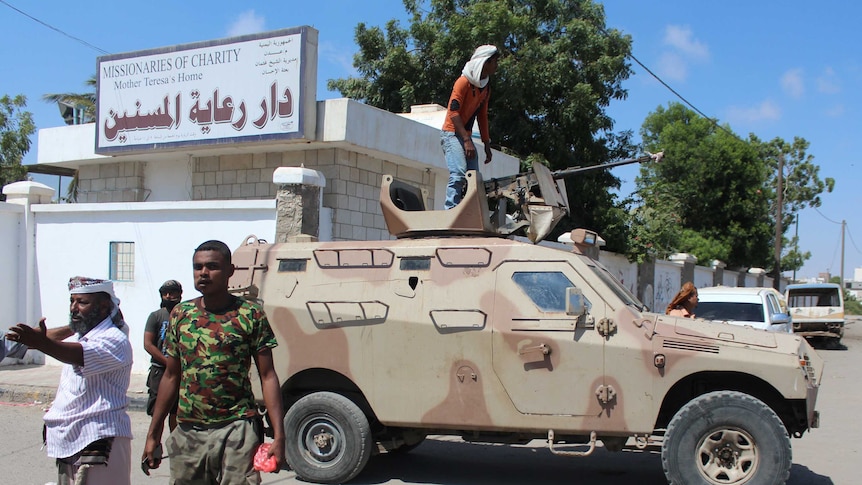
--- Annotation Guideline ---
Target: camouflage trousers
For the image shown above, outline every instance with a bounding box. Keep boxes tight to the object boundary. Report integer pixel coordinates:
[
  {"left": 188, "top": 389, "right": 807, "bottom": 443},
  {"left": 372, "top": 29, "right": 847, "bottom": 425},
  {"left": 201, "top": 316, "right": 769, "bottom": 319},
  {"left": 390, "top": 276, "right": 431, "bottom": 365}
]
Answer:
[{"left": 167, "top": 417, "right": 262, "bottom": 485}]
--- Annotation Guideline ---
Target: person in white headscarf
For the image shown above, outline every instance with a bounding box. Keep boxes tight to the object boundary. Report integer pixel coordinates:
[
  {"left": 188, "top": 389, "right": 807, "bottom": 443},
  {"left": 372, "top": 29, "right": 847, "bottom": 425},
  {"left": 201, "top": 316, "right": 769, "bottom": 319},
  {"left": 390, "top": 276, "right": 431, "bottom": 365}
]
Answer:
[
  {"left": 7, "top": 276, "right": 133, "bottom": 485},
  {"left": 441, "top": 44, "right": 500, "bottom": 209}
]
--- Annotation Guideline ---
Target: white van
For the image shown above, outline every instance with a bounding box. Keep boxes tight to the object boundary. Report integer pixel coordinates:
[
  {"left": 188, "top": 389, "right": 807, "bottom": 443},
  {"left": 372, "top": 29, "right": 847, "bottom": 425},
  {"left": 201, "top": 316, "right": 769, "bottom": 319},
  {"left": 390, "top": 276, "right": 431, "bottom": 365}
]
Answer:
[
  {"left": 696, "top": 286, "right": 793, "bottom": 333},
  {"left": 785, "top": 283, "right": 845, "bottom": 343}
]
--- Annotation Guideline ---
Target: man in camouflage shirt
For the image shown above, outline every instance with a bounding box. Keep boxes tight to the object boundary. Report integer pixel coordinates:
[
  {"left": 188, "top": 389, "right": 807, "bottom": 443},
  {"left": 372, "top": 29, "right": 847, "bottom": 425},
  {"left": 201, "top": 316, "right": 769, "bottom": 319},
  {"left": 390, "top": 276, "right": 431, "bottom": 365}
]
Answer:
[{"left": 142, "top": 240, "right": 285, "bottom": 484}]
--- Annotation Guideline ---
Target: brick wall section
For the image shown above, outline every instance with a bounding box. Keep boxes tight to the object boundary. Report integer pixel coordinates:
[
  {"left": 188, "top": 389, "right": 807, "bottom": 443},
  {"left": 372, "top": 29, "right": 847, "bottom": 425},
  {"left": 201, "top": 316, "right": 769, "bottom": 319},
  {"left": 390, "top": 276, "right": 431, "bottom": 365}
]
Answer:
[
  {"left": 71, "top": 148, "right": 434, "bottom": 240},
  {"left": 74, "top": 149, "right": 435, "bottom": 241},
  {"left": 190, "top": 148, "right": 435, "bottom": 241},
  {"left": 76, "top": 162, "right": 146, "bottom": 202}
]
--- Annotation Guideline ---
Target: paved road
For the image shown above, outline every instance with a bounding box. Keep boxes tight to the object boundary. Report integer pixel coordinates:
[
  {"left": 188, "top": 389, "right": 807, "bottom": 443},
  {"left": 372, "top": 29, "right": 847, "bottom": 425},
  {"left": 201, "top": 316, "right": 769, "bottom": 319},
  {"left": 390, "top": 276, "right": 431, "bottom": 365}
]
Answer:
[{"left": 2, "top": 319, "right": 856, "bottom": 485}]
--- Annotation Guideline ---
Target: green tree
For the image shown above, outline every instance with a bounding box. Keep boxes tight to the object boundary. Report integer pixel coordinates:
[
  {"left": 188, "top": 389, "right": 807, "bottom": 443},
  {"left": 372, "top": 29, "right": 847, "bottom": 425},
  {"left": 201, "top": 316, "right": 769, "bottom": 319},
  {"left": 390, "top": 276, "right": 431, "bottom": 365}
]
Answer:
[
  {"left": 42, "top": 74, "right": 97, "bottom": 124},
  {"left": 0, "top": 94, "right": 35, "bottom": 201},
  {"left": 328, "top": 0, "right": 637, "bottom": 250},
  {"left": 41, "top": 74, "right": 96, "bottom": 202},
  {"left": 750, "top": 135, "right": 834, "bottom": 274},
  {"left": 829, "top": 276, "right": 861, "bottom": 315},
  {"left": 780, "top": 234, "right": 809, "bottom": 276},
  {"left": 626, "top": 185, "right": 683, "bottom": 263},
  {"left": 845, "top": 294, "right": 862, "bottom": 316},
  {"left": 633, "top": 102, "right": 772, "bottom": 268}
]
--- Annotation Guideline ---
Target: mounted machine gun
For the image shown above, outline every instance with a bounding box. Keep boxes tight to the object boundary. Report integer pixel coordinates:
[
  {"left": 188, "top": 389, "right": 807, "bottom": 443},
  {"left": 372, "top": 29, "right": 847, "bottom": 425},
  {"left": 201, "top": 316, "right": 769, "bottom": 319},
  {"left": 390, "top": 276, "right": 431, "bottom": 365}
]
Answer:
[{"left": 483, "top": 152, "right": 663, "bottom": 242}]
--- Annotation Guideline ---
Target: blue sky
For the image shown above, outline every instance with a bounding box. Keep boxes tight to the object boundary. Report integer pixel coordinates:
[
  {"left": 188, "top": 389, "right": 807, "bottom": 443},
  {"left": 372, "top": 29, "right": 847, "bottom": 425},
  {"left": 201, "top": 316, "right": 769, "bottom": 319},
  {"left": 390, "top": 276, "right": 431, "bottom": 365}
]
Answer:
[{"left": 2, "top": 0, "right": 860, "bottom": 281}]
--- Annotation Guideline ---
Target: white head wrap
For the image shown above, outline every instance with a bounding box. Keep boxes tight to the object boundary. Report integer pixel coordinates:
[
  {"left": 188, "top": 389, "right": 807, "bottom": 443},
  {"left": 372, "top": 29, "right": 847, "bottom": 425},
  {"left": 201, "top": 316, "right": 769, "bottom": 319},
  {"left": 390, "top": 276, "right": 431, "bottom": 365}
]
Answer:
[
  {"left": 68, "top": 276, "right": 123, "bottom": 325},
  {"left": 462, "top": 45, "right": 499, "bottom": 88}
]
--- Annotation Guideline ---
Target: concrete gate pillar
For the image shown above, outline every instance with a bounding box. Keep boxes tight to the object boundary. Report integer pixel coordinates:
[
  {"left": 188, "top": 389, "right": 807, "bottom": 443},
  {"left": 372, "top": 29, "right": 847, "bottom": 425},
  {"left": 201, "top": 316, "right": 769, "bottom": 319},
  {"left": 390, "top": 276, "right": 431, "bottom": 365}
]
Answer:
[
  {"left": 669, "top": 252, "right": 698, "bottom": 287},
  {"left": 3, "top": 181, "right": 55, "bottom": 363},
  {"left": 273, "top": 166, "right": 326, "bottom": 243},
  {"left": 711, "top": 260, "right": 726, "bottom": 286}
]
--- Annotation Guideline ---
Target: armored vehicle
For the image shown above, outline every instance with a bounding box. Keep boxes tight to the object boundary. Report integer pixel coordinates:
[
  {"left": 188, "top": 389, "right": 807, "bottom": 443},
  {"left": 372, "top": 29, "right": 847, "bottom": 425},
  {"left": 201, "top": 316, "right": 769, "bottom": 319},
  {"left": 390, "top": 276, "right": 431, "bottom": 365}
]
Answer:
[{"left": 230, "top": 160, "right": 823, "bottom": 485}]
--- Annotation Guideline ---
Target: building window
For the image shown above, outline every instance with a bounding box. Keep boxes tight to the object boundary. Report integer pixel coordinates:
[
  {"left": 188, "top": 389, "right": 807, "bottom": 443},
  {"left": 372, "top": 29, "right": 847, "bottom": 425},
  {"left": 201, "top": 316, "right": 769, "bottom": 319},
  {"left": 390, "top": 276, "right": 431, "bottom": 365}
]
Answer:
[{"left": 109, "top": 242, "right": 135, "bottom": 281}]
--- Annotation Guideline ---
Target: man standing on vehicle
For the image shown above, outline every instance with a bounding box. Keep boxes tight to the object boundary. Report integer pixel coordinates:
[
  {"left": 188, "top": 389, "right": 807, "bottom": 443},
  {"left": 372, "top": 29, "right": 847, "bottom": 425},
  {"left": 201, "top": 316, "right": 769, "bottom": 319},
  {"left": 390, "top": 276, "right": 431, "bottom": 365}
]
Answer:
[
  {"left": 142, "top": 240, "right": 285, "bottom": 483},
  {"left": 143, "top": 279, "right": 183, "bottom": 431},
  {"left": 441, "top": 44, "right": 500, "bottom": 209}
]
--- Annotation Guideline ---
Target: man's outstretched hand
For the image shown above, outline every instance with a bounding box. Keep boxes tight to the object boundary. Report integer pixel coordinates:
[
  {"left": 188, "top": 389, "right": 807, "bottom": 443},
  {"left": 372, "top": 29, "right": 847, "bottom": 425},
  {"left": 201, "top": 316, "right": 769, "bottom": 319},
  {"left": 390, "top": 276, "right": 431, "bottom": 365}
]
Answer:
[{"left": 7, "top": 318, "right": 48, "bottom": 350}]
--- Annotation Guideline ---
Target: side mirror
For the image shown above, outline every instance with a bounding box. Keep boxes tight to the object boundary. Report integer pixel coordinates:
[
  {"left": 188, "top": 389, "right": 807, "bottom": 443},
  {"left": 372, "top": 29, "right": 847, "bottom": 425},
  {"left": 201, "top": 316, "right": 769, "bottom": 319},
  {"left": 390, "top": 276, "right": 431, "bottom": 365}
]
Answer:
[
  {"left": 772, "top": 312, "right": 791, "bottom": 325},
  {"left": 566, "top": 287, "right": 586, "bottom": 316}
]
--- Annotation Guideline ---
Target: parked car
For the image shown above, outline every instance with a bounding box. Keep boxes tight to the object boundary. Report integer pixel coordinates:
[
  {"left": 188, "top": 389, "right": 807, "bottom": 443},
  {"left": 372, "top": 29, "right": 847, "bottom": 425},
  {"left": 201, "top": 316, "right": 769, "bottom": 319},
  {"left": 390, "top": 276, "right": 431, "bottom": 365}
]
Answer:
[
  {"left": 785, "top": 283, "right": 845, "bottom": 343},
  {"left": 696, "top": 286, "right": 793, "bottom": 333}
]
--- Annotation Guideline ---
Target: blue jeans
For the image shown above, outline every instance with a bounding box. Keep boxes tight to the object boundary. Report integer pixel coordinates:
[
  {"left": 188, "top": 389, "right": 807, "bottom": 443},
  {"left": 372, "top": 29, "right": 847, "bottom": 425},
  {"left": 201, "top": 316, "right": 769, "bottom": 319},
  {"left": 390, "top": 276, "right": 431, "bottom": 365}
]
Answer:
[{"left": 441, "top": 131, "right": 478, "bottom": 209}]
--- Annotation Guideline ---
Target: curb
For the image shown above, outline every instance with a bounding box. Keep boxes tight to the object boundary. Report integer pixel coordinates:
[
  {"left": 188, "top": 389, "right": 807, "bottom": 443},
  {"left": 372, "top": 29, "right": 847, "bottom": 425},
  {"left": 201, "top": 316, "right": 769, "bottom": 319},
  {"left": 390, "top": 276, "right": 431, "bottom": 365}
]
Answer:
[
  {"left": 0, "top": 385, "right": 55, "bottom": 405},
  {"left": 0, "top": 384, "right": 149, "bottom": 412}
]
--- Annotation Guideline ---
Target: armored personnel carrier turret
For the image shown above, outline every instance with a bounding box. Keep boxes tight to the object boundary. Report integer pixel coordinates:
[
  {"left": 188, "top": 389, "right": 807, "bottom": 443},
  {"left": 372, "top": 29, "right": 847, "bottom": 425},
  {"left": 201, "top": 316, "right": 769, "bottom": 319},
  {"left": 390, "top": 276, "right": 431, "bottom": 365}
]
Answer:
[{"left": 230, "top": 156, "right": 822, "bottom": 485}]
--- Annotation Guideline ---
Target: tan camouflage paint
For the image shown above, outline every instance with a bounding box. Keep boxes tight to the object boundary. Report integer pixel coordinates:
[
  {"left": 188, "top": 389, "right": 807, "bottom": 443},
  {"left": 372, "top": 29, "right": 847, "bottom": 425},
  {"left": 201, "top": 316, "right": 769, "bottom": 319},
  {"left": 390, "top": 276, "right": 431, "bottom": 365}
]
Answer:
[{"left": 232, "top": 234, "right": 822, "bottom": 438}]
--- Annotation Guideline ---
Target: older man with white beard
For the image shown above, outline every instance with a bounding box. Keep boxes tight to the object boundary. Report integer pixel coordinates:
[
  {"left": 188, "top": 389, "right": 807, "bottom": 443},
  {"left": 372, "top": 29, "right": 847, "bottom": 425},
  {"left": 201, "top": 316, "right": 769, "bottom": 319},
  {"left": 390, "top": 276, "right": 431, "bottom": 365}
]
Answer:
[{"left": 6, "top": 276, "right": 133, "bottom": 485}]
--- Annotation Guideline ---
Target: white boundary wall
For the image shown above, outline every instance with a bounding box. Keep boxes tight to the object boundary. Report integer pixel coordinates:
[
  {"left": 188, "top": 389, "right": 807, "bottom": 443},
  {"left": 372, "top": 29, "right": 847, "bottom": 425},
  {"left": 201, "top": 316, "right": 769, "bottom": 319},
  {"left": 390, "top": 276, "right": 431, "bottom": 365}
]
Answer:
[
  {"left": 654, "top": 260, "right": 682, "bottom": 314},
  {"left": 0, "top": 202, "right": 24, "bottom": 335},
  {"left": 31, "top": 200, "right": 279, "bottom": 372},
  {"left": 693, "top": 266, "right": 714, "bottom": 289},
  {"left": 599, "top": 250, "right": 638, "bottom": 295}
]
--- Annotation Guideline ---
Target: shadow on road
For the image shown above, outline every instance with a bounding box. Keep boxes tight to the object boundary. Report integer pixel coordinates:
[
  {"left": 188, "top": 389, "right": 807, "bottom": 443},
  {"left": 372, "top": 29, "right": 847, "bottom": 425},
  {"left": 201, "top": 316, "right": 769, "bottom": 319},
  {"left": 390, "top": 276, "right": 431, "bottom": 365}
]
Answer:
[
  {"left": 808, "top": 337, "right": 849, "bottom": 351},
  {"left": 352, "top": 439, "right": 667, "bottom": 485},
  {"left": 338, "top": 438, "right": 828, "bottom": 485},
  {"left": 789, "top": 464, "right": 834, "bottom": 484}
]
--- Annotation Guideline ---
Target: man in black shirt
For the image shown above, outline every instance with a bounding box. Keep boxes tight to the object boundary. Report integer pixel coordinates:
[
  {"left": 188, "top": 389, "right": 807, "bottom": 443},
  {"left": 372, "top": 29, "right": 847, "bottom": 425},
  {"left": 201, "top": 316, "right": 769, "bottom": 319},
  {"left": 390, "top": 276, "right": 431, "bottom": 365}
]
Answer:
[{"left": 143, "top": 279, "right": 182, "bottom": 430}]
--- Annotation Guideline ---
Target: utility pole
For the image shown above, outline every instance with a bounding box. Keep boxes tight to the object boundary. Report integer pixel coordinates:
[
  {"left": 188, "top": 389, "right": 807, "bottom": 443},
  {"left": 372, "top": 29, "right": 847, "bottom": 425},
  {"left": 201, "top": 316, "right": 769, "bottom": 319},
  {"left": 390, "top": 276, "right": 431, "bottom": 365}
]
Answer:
[
  {"left": 841, "top": 219, "right": 846, "bottom": 286},
  {"left": 792, "top": 215, "right": 799, "bottom": 282},
  {"left": 773, "top": 153, "right": 784, "bottom": 290}
]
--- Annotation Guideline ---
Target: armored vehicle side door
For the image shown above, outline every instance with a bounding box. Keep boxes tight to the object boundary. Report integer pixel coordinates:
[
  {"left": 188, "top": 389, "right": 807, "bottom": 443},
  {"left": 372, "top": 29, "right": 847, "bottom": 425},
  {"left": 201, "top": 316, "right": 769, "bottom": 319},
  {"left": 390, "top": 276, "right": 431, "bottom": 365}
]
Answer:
[{"left": 491, "top": 260, "right": 606, "bottom": 416}]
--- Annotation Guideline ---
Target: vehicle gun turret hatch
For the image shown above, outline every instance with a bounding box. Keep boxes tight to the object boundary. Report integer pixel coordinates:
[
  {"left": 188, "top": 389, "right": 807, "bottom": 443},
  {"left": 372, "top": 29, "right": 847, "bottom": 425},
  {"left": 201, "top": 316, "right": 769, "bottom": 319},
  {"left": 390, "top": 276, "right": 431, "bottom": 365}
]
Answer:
[{"left": 379, "top": 152, "right": 662, "bottom": 243}]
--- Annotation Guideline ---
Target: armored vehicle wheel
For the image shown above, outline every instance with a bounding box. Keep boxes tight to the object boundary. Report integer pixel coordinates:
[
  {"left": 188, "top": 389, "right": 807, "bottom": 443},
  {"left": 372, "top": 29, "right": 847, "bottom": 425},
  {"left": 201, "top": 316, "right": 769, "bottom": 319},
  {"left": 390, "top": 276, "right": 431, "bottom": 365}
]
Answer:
[
  {"left": 284, "top": 392, "right": 372, "bottom": 484},
  {"left": 662, "top": 391, "right": 791, "bottom": 485}
]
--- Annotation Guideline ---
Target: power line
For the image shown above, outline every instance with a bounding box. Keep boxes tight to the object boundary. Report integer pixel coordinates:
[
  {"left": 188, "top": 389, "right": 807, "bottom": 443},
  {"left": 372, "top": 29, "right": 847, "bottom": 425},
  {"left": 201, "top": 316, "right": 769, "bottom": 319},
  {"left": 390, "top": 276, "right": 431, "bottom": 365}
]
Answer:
[
  {"left": 845, "top": 222, "right": 862, "bottom": 255},
  {"left": 814, "top": 207, "right": 843, "bottom": 225},
  {"left": 626, "top": 53, "right": 738, "bottom": 140},
  {"left": 826, "top": 230, "right": 839, "bottom": 274},
  {"left": 0, "top": 0, "right": 109, "bottom": 55},
  {"left": 811, "top": 210, "right": 862, "bottom": 270},
  {"left": 601, "top": 26, "right": 740, "bottom": 142}
]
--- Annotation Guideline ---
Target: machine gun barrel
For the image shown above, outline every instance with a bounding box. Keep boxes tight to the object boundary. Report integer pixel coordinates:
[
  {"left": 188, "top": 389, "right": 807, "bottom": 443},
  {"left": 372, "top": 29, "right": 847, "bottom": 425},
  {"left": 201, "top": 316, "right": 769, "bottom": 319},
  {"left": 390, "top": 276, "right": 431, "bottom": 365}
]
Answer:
[
  {"left": 550, "top": 153, "right": 657, "bottom": 180},
  {"left": 484, "top": 152, "right": 661, "bottom": 191}
]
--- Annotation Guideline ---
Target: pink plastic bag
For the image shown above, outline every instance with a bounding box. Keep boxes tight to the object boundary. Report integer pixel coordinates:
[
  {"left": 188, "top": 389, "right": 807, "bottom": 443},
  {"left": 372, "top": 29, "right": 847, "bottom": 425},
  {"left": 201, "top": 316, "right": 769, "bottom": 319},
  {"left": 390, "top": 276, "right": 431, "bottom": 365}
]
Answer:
[{"left": 253, "top": 443, "right": 278, "bottom": 473}]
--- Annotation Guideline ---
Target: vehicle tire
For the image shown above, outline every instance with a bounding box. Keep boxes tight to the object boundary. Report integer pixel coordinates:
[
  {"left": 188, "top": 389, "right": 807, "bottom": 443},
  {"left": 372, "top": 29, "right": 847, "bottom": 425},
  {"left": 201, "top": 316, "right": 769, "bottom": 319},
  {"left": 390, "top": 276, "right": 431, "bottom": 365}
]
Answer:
[
  {"left": 284, "top": 392, "right": 373, "bottom": 484},
  {"left": 662, "top": 390, "right": 791, "bottom": 485}
]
